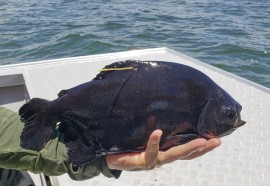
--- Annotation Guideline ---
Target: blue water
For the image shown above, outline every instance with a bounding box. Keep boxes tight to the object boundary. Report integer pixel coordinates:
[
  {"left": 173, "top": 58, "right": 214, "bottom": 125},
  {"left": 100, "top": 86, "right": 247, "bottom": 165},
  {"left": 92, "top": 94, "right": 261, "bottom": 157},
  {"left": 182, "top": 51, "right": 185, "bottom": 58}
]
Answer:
[{"left": 0, "top": 0, "right": 269, "bottom": 88}]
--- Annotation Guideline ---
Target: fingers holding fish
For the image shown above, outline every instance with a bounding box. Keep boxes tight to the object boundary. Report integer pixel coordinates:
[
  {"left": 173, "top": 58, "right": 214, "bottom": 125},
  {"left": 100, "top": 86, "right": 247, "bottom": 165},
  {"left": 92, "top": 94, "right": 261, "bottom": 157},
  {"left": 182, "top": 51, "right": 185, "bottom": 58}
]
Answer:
[
  {"left": 181, "top": 138, "right": 221, "bottom": 160},
  {"left": 157, "top": 138, "right": 208, "bottom": 165}
]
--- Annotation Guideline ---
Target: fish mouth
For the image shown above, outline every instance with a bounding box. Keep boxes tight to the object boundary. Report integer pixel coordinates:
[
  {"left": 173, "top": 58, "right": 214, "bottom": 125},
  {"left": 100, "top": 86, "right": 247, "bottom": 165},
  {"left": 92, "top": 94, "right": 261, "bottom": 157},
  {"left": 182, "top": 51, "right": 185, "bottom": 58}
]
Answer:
[
  {"left": 202, "top": 120, "right": 246, "bottom": 139},
  {"left": 236, "top": 120, "right": 246, "bottom": 127},
  {"left": 199, "top": 113, "right": 246, "bottom": 139},
  {"left": 233, "top": 113, "right": 246, "bottom": 127},
  {"left": 201, "top": 119, "right": 247, "bottom": 139}
]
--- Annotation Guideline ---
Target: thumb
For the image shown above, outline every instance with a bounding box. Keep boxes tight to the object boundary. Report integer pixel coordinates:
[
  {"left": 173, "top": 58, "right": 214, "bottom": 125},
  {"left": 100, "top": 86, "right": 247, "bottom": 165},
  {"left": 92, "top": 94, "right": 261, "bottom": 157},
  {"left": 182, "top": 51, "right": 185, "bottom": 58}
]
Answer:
[{"left": 144, "top": 129, "right": 162, "bottom": 170}]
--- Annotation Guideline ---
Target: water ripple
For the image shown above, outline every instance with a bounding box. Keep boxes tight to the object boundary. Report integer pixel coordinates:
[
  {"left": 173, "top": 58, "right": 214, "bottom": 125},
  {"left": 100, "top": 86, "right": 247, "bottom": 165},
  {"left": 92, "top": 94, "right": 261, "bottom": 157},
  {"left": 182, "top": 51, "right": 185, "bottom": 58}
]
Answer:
[{"left": 0, "top": 0, "right": 269, "bottom": 87}]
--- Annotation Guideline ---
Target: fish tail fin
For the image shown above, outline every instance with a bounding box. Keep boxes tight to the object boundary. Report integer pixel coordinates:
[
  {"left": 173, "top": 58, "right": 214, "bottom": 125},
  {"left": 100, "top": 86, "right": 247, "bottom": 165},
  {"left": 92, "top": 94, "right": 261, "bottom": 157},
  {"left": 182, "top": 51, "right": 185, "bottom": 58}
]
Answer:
[{"left": 19, "top": 98, "right": 56, "bottom": 151}]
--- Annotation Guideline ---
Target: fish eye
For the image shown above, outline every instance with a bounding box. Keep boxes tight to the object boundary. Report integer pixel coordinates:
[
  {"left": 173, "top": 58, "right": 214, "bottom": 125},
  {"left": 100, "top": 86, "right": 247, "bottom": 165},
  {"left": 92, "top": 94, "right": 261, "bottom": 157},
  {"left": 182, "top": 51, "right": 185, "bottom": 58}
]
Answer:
[{"left": 225, "top": 107, "right": 236, "bottom": 119}]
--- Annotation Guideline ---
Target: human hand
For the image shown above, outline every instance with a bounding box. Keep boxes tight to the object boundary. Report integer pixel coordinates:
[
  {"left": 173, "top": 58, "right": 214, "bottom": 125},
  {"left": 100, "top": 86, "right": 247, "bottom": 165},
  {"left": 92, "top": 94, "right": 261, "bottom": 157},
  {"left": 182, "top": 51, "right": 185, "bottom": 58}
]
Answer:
[{"left": 106, "top": 129, "right": 221, "bottom": 171}]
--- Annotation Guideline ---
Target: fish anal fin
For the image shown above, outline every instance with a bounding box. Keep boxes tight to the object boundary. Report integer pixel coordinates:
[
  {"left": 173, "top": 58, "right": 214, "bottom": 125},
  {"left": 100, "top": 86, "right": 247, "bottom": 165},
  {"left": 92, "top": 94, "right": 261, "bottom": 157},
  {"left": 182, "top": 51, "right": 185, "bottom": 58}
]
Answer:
[
  {"left": 58, "top": 123, "right": 79, "bottom": 145},
  {"left": 59, "top": 121, "right": 97, "bottom": 166},
  {"left": 67, "top": 140, "right": 98, "bottom": 166}
]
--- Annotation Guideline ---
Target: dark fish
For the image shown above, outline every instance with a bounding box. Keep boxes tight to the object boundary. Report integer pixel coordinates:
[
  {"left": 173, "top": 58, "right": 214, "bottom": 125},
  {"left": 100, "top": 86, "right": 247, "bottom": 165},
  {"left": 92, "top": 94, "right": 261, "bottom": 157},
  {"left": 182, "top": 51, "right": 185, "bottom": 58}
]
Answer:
[{"left": 19, "top": 60, "right": 246, "bottom": 166}]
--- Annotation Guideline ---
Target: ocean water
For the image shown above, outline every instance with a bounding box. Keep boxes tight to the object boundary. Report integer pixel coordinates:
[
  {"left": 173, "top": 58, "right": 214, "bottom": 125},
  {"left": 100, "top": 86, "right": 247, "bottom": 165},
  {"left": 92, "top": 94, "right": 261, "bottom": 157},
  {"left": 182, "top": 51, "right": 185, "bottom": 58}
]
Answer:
[{"left": 0, "top": 0, "right": 269, "bottom": 88}]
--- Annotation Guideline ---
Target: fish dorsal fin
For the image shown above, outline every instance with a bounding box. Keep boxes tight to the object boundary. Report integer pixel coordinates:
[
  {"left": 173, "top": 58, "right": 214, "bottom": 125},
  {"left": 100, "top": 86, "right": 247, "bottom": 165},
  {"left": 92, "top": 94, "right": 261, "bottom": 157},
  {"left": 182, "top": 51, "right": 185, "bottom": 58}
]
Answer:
[
  {"left": 93, "top": 60, "right": 141, "bottom": 80},
  {"left": 58, "top": 89, "right": 68, "bottom": 97}
]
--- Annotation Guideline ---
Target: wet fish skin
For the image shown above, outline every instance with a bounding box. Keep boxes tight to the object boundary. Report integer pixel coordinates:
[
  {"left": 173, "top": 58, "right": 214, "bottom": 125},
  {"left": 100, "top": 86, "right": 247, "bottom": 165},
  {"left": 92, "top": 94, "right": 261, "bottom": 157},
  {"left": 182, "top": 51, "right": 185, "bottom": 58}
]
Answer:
[{"left": 19, "top": 60, "right": 245, "bottom": 166}]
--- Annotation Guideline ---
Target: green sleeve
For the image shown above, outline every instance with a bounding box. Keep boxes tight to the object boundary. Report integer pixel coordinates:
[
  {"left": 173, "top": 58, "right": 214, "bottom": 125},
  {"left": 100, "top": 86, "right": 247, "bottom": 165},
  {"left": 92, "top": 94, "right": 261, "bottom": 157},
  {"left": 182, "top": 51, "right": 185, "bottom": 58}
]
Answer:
[{"left": 0, "top": 106, "right": 121, "bottom": 180}]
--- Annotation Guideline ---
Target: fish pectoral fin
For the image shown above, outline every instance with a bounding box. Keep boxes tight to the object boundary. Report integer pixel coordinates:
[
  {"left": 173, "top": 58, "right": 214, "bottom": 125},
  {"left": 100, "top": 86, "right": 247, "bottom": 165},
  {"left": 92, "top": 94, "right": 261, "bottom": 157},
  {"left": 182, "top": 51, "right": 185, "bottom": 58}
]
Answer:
[
  {"left": 67, "top": 139, "right": 98, "bottom": 166},
  {"left": 160, "top": 134, "right": 200, "bottom": 151}
]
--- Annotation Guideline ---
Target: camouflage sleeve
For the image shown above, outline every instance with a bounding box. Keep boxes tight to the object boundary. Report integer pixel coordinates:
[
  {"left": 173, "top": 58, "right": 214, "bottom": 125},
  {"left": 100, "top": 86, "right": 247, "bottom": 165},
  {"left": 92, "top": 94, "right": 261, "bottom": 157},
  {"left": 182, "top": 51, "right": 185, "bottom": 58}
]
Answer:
[{"left": 0, "top": 106, "right": 121, "bottom": 180}]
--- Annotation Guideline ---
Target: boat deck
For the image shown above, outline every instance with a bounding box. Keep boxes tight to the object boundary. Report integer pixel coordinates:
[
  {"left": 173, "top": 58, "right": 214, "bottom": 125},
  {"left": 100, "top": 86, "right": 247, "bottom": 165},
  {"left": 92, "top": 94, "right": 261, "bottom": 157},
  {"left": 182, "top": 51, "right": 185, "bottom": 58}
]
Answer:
[{"left": 0, "top": 48, "right": 269, "bottom": 186}]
